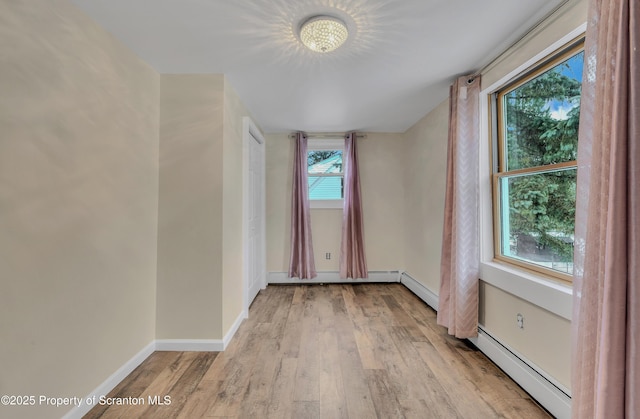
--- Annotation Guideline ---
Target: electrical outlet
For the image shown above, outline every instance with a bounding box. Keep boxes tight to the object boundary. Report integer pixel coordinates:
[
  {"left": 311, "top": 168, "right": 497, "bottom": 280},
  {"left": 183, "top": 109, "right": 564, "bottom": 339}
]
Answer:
[
  {"left": 516, "top": 313, "right": 524, "bottom": 329},
  {"left": 325, "top": 252, "right": 331, "bottom": 260}
]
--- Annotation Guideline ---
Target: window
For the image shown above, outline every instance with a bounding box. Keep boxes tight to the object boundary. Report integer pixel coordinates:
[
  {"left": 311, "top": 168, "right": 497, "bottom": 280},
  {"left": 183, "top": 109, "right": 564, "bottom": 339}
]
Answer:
[
  {"left": 493, "top": 39, "right": 584, "bottom": 280},
  {"left": 307, "top": 138, "right": 344, "bottom": 208}
]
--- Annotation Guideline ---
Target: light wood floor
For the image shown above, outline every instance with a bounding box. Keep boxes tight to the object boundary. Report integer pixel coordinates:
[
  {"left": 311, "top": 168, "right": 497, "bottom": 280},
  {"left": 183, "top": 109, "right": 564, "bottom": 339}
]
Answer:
[{"left": 84, "top": 284, "right": 551, "bottom": 418}]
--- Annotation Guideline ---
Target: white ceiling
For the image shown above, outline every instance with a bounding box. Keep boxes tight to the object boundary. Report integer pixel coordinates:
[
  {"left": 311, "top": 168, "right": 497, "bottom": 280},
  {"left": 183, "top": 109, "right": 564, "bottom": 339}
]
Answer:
[{"left": 72, "top": 0, "right": 565, "bottom": 133}]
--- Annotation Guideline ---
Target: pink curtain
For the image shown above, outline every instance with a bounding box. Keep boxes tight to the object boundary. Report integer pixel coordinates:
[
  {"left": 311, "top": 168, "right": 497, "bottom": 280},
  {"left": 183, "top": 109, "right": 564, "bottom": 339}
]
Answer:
[
  {"left": 572, "top": 1, "right": 639, "bottom": 417},
  {"left": 288, "top": 132, "right": 317, "bottom": 279},
  {"left": 339, "top": 132, "right": 367, "bottom": 279},
  {"left": 437, "top": 76, "right": 481, "bottom": 339}
]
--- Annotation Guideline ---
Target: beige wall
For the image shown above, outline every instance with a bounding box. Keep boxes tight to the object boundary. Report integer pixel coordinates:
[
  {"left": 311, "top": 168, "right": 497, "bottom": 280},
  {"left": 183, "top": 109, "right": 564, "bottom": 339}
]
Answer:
[
  {"left": 156, "top": 74, "right": 224, "bottom": 339},
  {"left": 402, "top": 100, "right": 449, "bottom": 291},
  {"left": 359, "top": 133, "right": 406, "bottom": 270},
  {"left": 480, "top": 283, "right": 572, "bottom": 387},
  {"left": 265, "top": 132, "right": 405, "bottom": 274},
  {"left": 157, "top": 75, "right": 252, "bottom": 340},
  {"left": 265, "top": 133, "right": 293, "bottom": 271},
  {"left": 0, "top": 1, "right": 159, "bottom": 418},
  {"left": 222, "top": 80, "right": 252, "bottom": 332}
]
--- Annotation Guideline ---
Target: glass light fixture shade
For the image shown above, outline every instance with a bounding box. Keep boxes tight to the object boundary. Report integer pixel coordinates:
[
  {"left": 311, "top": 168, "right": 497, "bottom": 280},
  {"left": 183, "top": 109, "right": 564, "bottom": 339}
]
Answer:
[{"left": 299, "top": 16, "right": 349, "bottom": 53}]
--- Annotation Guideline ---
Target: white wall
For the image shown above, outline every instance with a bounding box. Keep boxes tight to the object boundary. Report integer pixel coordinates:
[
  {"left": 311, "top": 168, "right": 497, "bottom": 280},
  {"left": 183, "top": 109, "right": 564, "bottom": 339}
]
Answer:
[{"left": 0, "top": 1, "right": 159, "bottom": 418}]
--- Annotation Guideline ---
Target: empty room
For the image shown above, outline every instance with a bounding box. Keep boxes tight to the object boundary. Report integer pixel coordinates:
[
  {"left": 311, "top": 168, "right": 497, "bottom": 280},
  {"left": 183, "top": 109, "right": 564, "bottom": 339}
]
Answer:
[{"left": 1, "top": 0, "right": 637, "bottom": 418}]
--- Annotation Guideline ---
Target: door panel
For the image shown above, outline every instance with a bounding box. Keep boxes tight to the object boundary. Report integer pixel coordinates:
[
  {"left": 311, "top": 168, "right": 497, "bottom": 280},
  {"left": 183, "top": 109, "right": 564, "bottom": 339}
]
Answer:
[{"left": 247, "top": 131, "right": 264, "bottom": 306}]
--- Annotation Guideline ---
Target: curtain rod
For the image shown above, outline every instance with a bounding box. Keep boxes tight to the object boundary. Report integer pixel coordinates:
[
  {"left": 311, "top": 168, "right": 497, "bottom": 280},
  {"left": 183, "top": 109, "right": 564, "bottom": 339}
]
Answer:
[
  {"left": 288, "top": 132, "right": 367, "bottom": 139},
  {"left": 471, "top": 0, "right": 571, "bottom": 78}
]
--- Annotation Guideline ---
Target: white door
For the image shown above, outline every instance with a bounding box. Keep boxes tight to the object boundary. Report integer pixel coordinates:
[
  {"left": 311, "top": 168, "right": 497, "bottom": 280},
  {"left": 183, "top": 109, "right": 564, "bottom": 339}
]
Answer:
[{"left": 246, "top": 123, "right": 265, "bottom": 310}]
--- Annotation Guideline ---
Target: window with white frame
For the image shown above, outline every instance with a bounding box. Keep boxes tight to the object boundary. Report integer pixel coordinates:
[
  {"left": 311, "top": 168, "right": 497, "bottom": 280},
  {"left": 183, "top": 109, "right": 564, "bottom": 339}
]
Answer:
[
  {"left": 492, "top": 38, "right": 584, "bottom": 281},
  {"left": 307, "top": 138, "right": 344, "bottom": 208}
]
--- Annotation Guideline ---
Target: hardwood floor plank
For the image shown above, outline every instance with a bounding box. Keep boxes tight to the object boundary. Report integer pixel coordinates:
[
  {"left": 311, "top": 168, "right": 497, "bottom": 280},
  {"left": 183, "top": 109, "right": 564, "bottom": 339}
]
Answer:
[
  {"left": 496, "top": 397, "right": 552, "bottom": 419},
  {"left": 264, "top": 287, "right": 295, "bottom": 341},
  {"left": 398, "top": 397, "right": 462, "bottom": 419},
  {"left": 241, "top": 338, "right": 281, "bottom": 403},
  {"left": 336, "top": 293, "right": 380, "bottom": 419},
  {"left": 266, "top": 358, "right": 298, "bottom": 419},
  {"left": 237, "top": 399, "right": 268, "bottom": 418},
  {"left": 365, "top": 369, "right": 405, "bottom": 418},
  {"left": 99, "top": 351, "right": 200, "bottom": 419},
  {"left": 382, "top": 294, "right": 429, "bottom": 342},
  {"left": 318, "top": 325, "right": 348, "bottom": 419},
  {"left": 205, "top": 327, "right": 268, "bottom": 417},
  {"left": 292, "top": 307, "right": 321, "bottom": 401},
  {"left": 413, "top": 340, "right": 499, "bottom": 418},
  {"left": 278, "top": 287, "right": 306, "bottom": 359},
  {"left": 366, "top": 322, "right": 426, "bottom": 402},
  {"left": 292, "top": 401, "right": 320, "bottom": 419},
  {"left": 353, "top": 284, "right": 395, "bottom": 322},
  {"left": 174, "top": 383, "right": 220, "bottom": 419},
  {"left": 82, "top": 351, "right": 180, "bottom": 419},
  {"left": 85, "top": 284, "right": 552, "bottom": 419},
  {"left": 140, "top": 352, "right": 216, "bottom": 418},
  {"left": 352, "top": 322, "right": 385, "bottom": 370}
]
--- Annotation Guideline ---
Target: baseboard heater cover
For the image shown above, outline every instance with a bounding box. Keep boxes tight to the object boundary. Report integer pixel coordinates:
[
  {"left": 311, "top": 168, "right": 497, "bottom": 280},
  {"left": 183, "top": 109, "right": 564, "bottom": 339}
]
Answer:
[
  {"left": 399, "top": 271, "right": 571, "bottom": 419},
  {"left": 399, "top": 271, "right": 439, "bottom": 310},
  {"left": 268, "top": 270, "right": 401, "bottom": 284},
  {"left": 470, "top": 327, "right": 571, "bottom": 419}
]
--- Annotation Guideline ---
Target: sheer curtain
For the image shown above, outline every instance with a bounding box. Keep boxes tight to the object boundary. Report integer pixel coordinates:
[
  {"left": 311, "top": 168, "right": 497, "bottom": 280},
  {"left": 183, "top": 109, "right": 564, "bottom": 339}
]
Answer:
[
  {"left": 437, "top": 76, "right": 481, "bottom": 339},
  {"left": 572, "top": 1, "right": 639, "bottom": 417},
  {"left": 288, "top": 132, "right": 317, "bottom": 279},
  {"left": 339, "top": 132, "right": 367, "bottom": 279}
]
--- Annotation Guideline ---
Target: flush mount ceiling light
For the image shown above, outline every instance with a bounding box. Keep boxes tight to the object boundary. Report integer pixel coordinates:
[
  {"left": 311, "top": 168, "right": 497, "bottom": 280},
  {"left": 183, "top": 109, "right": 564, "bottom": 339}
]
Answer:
[{"left": 299, "top": 15, "right": 349, "bottom": 53}]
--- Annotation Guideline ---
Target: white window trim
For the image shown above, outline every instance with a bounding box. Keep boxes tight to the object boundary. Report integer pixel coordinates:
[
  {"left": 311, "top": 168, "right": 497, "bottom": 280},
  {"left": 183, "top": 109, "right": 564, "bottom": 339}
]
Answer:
[
  {"left": 310, "top": 199, "right": 343, "bottom": 209},
  {"left": 477, "top": 24, "right": 586, "bottom": 321},
  {"left": 307, "top": 138, "right": 344, "bottom": 209},
  {"left": 307, "top": 138, "right": 344, "bottom": 151}
]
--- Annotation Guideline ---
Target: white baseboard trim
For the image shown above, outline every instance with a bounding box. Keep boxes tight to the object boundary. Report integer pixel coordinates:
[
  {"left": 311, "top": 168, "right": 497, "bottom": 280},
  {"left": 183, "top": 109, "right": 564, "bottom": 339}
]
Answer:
[
  {"left": 62, "top": 341, "right": 156, "bottom": 419},
  {"left": 470, "top": 327, "right": 571, "bottom": 419},
  {"left": 268, "top": 270, "right": 400, "bottom": 284},
  {"left": 156, "top": 309, "right": 247, "bottom": 352},
  {"left": 399, "top": 271, "right": 439, "bottom": 311},
  {"left": 63, "top": 311, "right": 246, "bottom": 418},
  {"left": 398, "top": 271, "right": 571, "bottom": 419},
  {"left": 155, "top": 339, "right": 224, "bottom": 352},
  {"left": 223, "top": 310, "right": 247, "bottom": 349}
]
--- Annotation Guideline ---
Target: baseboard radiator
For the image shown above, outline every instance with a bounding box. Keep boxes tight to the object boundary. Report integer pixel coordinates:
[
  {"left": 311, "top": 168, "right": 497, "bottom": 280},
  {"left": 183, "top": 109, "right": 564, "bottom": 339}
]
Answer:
[
  {"left": 399, "top": 272, "right": 572, "bottom": 419},
  {"left": 268, "top": 270, "right": 401, "bottom": 284}
]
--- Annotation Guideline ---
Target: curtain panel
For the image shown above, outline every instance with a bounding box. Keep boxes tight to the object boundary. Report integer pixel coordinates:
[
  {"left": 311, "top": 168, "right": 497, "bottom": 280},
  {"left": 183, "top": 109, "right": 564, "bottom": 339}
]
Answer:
[
  {"left": 288, "top": 132, "right": 317, "bottom": 279},
  {"left": 339, "top": 132, "right": 368, "bottom": 279},
  {"left": 572, "top": 1, "right": 639, "bottom": 417},
  {"left": 437, "top": 76, "right": 481, "bottom": 339}
]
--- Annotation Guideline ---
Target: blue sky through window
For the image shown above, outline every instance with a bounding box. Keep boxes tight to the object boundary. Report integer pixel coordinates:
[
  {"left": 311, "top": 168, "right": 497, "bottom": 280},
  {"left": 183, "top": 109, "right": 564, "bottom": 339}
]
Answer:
[{"left": 546, "top": 51, "right": 584, "bottom": 120}]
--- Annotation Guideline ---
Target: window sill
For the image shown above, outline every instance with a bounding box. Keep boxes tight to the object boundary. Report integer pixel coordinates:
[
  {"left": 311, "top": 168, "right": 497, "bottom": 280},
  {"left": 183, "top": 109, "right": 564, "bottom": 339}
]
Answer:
[
  {"left": 480, "top": 261, "right": 573, "bottom": 321},
  {"left": 310, "top": 199, "right": 343, "bottom": 209}
]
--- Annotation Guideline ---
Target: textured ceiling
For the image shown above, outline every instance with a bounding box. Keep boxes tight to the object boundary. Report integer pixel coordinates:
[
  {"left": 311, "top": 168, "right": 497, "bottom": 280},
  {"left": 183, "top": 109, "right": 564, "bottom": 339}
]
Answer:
[{"left": 73, "top": 0, "right": 565, "bottom": 133}]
